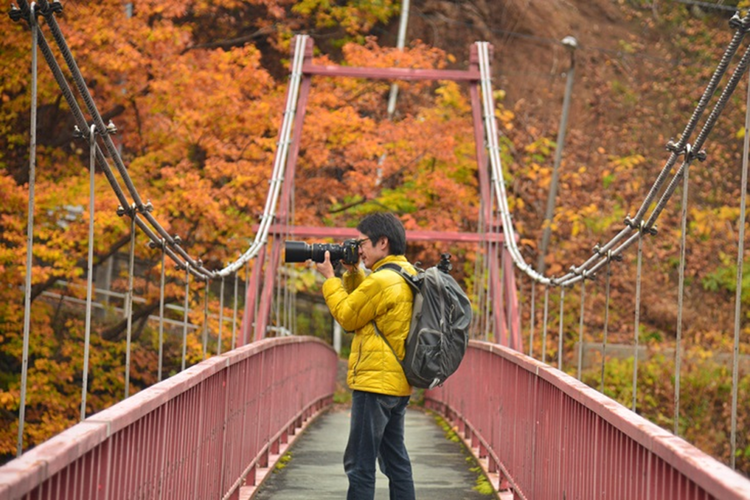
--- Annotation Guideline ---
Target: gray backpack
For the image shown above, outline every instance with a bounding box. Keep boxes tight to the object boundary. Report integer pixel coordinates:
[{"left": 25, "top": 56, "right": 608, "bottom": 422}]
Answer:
[{"left": 373, "top": 254, "right": 472, "bottom": 389}]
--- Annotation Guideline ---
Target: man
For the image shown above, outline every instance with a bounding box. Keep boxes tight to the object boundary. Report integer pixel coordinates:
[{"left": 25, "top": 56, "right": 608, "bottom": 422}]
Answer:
[{"left": 315, "top": 212, "right": 416, "bottom": 500}]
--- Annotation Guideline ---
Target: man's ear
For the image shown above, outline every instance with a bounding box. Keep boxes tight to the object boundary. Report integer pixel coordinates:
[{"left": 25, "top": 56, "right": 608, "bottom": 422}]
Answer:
[{"left": 380, "top": 236, "right": 391, "bottom": 254}]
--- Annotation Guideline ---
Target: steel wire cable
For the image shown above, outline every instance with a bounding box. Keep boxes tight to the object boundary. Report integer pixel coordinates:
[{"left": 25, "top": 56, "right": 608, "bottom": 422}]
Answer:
[
  {"left": 632, "top": 232, "right": 644, "bottom": 413},
  {"left": 202, "top": 279, "right": 209, "bottom": 358},
  {"left": 231, "top": 272, "right": 239, "bottom": 349},
  {"left": 576, "top": 279, "right": 586, "bottom": 380},
  {"left": 157, "top": 240, "right": 166, "bottom": 382},
  {"left": 474, "top": 13, "right": 750, "bottom": 291},
  {"left": 567, "top": 37, "right": 750, "bottom": 290},
  {"left": 218, "top": 34, "right": 308, "bottom": 278},
  {"left": 34, "top": 1, "right": 211, "bottom": 276},
  {"left": 181, "top": 265, "right": 190, "bottom": 372},
  {"left": 729, "top": 64, "right": 750, "bottom": 470},
  {"left": 528, "top": 281, "right": 536, "bottom": 357},
  {"left": 80, "top": 124, "right": 96, "bottom": 420},
  {"left": 675, "top": 159, "right": 690, "bottom": 434},
  {"left": 32, "top": 24, "right": 213, "bottom": 280},
  {"left": 541, "top": 285, "right": 550, "bottom": 363},
  {"left": 218, "top": 277, "right": 225, "bottom": 355},
  {"left": 601, "top": 260, "right": 612, "bottom": 394},
  {"left": 17, "top": 2, "right": 38, "bottom": 457},
  {"left": 633, "top": 11, "right": 749, "bottom": 225},
  {"left": 124, "top": 213, "right": 136, "bottom": 398},
  {"left": 558, "top": 287, "right": 565, "bottom": 371},
  {"left": 25, "top": 0, "right": 224, "bottom": 280}
]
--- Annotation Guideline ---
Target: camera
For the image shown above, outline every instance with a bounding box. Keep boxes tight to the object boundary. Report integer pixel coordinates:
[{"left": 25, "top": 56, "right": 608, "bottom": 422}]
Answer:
[{"left": 284, "top": 239, "right": 360, "bottom": 265}]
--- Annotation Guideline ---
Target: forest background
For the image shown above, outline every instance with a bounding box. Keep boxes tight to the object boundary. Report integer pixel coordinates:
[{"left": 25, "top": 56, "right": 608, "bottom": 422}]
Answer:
[{"left": 2, "top": 0, "right": 750, "bottom": 476}]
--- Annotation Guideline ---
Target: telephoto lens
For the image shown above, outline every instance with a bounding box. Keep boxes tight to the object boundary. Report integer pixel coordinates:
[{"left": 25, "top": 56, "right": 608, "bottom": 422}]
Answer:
[
  {"left": 284, "top": 241, "right": 313, "bottom": 263},
  {"left": 284, "top": 241, "right": 346, "bottom": 263},
  {"left": 284, "top": 240, "right": 360, "bottom": 264}
]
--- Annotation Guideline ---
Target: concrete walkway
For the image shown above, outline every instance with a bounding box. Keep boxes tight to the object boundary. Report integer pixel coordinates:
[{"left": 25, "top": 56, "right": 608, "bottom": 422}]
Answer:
[{"left": 252, "top": 405, "right": 494, "bottom": 500}]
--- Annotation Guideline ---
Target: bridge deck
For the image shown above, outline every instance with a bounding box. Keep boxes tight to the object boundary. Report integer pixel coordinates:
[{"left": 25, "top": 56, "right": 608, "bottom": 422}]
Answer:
[{"left": 249, "top": 406, "right": 494, "bottom": 500}]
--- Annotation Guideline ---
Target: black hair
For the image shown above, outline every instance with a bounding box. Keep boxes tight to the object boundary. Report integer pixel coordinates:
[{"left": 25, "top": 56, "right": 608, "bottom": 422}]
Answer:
[{"left": 357, "top": 212, "right": 407, "bottom": 255}]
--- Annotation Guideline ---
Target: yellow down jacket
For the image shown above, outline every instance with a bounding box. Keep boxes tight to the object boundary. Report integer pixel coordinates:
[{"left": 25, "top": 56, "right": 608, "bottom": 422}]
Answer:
[{"left": 322, "top": 255, "right": 415, "bottom": 396}]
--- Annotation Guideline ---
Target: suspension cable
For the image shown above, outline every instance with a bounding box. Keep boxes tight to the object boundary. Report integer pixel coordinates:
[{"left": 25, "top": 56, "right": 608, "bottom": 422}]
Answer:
[
  {"left": 157, "top": 240, "right": 166, "bottom": 382},
  {"left": 202, "top": 278, "right": 209, "bottom": 360},
  {"left": 529, "top": 281, "right": 536, "bottom": 357},
  {"left": 218, "top": 277, "right": 225, "bottom": 355},
  {"left": 577, "top": 277, "right": 586, "bottom": 380},
  {"left": 124, "top": 209, "right": 137, "bottom": 399},
  {"left": 601, "top": 259, "right": 612, "bottom": 394},
  {"left": 80, "top": 124, "right": 96, "bottom": 421},
  {"left": 558, "top": 286, "right": 566, "bottom": 371},
  {"left": 474, "top": 13, "right": 750, "bottom": 291},
  {"left": 181, "top": 264, "right": 190, "bottom": 372},
  {"left": 730, "top": 64, "right": 750, "bottom": 470},
  {"left": 17, "top": 1, "right": 38, "bottom": 457},
  {"left": 675, "top": 157, "right": 690, "bottom": 434},
  {"left": 232, "top": 272, "right": 239, "bottom": 350},
  {"left": 218, "top": 35, "right": 308, "bottom": 277},
  {"left": 633, "top": 231, "right": 644, "bottom": 413},
  {"left": 541, "top": 285, "right": 550, "bottom": 363}
]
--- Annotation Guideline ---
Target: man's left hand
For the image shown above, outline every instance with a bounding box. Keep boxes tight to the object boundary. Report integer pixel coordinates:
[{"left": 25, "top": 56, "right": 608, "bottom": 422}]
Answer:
[{"left": 315, "top": 251, "right": 335, "bottom": 279}]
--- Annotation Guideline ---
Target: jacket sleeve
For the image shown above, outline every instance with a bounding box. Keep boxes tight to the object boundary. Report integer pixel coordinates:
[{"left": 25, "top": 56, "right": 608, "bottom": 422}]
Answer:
[
  {"left": 342, "top": 268, "right": 365, "bottom": 293},
  {"left": 322, "top": 274, "right": 383, "bottom": 333}
]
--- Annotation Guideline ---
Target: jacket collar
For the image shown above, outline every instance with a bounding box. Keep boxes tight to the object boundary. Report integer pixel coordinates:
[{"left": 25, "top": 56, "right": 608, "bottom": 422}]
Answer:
[{"left": 371, "top": 254, "right": 409, "bottom": 272}]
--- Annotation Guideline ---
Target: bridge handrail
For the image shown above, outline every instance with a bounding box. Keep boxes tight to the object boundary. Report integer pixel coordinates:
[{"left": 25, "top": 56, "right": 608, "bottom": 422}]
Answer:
[
  {"left": 0, "top": 336, "right": 338, "bottom": 500},
  {"left": 426, "top": 341, "right": 750, "bottom": 499}
]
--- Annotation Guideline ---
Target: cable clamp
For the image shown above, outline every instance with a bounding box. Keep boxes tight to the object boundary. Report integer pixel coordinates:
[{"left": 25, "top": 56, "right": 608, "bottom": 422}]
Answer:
[
  {"left": 624, "top": 215, "right": 658, "bottom": 236},
  {"left": 148, "top": 238, "right": 167, "bottom": 250},
  {"left": 9, "top": 3, "right": 27, "bottom": 22},
  {"left": 593, "top": 244, "right": 622, "bottom": 263},
  {"left": 686, "top": 143, "right": 707, "bottom": 162},
  {"left": 38, "top": 0, "right": 62, "bottom": 19},
  {"left": 665, "top": 139, "right": 686, "bottom": 156},
  {"left": 728, "top": 12, "right": 750, "bottom": 32},
  {"left": 137, "top": 201, "right": 154, "bottom": 214},
  {"left": 73, "top": 125, "right": 86, "bottom": 139},
  {"left": 116, "top": 203, "right": 136, "bottom": 218},
  {"left": 666, "top": 141, "right": 706, "bottom": 162},
  {"left": 105, "top": 120, "right": 117, "bottom": 135}
]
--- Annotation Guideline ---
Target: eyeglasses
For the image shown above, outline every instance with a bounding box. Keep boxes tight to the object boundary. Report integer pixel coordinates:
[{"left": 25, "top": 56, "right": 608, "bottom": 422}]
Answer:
[{"left": 354, "top": 237, "right": 370, "bottom": 246}]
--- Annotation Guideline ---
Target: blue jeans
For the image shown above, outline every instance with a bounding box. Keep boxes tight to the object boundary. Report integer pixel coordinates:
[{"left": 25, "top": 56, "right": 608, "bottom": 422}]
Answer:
[{"left": 344, "top": 390, "right": 415, "bottom": 500}]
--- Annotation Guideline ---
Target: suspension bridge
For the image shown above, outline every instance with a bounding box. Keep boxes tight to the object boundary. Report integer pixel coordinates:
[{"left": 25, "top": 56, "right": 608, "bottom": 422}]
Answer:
[{"left": 3, "top": 1, "right": 750, "bottom": 498}]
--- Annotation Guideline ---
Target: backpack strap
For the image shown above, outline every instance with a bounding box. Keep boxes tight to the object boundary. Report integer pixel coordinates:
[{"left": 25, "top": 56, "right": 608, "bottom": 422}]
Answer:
[
  {"left": 375, "top": 262, "right": 420, "bottom": 293},
  {"left": 370, "top": 262, "right": 418, "bottom": 367},
  {"left": 371, "top": 320, "right": 404, "bottom": 365}
]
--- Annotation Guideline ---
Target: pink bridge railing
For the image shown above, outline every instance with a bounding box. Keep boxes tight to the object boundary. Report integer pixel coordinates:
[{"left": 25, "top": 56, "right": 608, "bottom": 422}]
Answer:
[
  {"left": 0, "top": 336, "right": 338, "bottom": 500},
  {"left": 425, "top": 341, "right": 750, "bottom": 500}
]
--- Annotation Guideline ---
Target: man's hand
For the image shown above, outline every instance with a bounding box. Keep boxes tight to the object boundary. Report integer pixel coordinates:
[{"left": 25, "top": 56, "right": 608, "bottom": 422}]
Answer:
[{"left": 315, "top": 251, "right": 336, "bottom": 279}]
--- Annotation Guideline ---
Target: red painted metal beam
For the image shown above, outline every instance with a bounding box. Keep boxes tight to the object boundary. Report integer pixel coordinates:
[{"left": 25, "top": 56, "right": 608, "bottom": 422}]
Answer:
[
  {"left": 302, "top": 63, "right": 480, "bottom": 82},
  {"left": 257, "top": 224, "right": 507, "bottom": 244}
]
